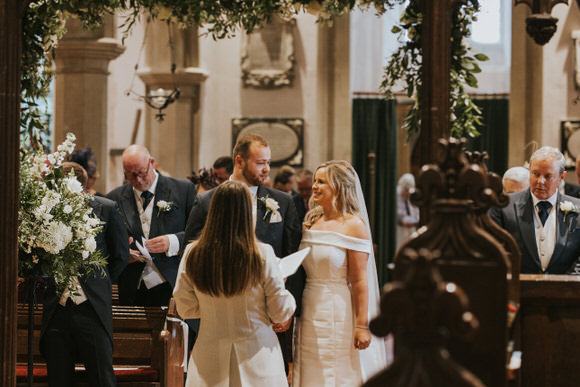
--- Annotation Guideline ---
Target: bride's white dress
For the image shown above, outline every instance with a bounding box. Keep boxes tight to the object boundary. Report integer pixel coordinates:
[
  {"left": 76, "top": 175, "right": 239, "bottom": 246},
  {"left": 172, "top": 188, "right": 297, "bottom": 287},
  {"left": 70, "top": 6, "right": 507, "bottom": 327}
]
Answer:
[{"left": 292, "top": 229, "right": 386, "bottom": 386}]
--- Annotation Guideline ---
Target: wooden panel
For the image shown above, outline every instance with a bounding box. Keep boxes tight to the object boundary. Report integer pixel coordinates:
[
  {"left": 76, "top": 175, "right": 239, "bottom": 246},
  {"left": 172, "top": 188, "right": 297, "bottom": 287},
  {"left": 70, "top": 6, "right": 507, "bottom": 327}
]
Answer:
[{"left": 520, "top": 274, "right": 580, "bottom": 387}]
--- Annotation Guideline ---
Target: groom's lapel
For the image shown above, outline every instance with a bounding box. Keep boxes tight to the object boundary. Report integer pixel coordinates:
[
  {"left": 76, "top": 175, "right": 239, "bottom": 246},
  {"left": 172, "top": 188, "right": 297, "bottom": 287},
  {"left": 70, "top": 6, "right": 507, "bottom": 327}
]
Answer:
[{"left": 255, "top": 186, "right": 267, "bottom": 239}]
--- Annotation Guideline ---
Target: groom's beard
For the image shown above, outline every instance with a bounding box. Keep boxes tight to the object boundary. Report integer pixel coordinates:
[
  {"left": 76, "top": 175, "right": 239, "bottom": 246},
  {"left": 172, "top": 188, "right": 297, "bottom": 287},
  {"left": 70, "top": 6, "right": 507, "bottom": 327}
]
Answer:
[{"left": 243, "top": 166, "right": 265, "bottom": 186}]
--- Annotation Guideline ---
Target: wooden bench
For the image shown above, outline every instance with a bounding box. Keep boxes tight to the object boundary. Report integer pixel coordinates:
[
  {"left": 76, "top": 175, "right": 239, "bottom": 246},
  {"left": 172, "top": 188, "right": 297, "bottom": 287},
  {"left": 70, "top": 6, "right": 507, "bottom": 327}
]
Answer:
[{"left": 16, "top": 301, "right": 185, "bottom": 387}]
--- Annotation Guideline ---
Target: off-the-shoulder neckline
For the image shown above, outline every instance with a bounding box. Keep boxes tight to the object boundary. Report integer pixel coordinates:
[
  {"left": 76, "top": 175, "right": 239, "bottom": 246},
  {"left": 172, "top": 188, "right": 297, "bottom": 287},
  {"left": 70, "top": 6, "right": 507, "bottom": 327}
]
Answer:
[{"left": 303, "top": 229, "right": 370, "bottom": 243}]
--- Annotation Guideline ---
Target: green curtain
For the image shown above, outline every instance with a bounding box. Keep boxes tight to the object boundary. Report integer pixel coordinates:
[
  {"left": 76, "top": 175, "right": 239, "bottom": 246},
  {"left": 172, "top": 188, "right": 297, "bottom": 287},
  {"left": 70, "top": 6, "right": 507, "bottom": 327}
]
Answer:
[
  {"left": 465, "top": 98, "right": 509, "bottom": 175},
  {"left": 352, "top": 98, "right": 398, "bottom": 287}
]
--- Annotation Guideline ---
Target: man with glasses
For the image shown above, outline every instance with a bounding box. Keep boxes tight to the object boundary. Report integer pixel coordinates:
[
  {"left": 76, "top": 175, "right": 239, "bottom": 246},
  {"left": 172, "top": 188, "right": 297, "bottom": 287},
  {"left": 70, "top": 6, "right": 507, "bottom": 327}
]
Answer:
[{"left": 107, "top": 145, "right": 196, "bottom": 306}]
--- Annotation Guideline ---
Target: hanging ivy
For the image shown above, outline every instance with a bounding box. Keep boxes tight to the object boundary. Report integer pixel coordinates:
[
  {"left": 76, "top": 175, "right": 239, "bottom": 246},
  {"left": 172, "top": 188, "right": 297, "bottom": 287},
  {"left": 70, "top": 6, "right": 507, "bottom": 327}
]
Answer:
[
  {"left": 381, "top": 0, "right": 489, "bottom": 139},
  {"left": 21, "top": 0, "right": 484, "bottom": 147}
]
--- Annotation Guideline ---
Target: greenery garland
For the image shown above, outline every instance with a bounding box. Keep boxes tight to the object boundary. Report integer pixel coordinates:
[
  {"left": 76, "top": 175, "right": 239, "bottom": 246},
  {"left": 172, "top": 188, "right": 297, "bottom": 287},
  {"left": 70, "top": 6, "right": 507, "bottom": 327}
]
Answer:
[
  {"left": 381, "top": 0, "right": 489, "bottom": 139},
  {"left": 20, "top": 0, "right": 485, "bottom": 146}
]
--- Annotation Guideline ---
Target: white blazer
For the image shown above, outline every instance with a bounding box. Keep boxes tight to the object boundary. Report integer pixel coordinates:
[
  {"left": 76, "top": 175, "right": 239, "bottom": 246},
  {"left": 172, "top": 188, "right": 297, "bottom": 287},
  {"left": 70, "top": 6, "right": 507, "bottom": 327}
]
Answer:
[{"left": 174, "top": 242, "right": 296, "bottom": 387}]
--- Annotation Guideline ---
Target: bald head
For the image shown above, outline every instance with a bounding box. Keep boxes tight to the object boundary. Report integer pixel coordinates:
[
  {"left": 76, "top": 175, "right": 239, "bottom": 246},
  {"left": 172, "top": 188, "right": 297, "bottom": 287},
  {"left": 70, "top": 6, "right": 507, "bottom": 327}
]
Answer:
[{"left": 122, "top": 145, "right": 156, "bottom": 191}]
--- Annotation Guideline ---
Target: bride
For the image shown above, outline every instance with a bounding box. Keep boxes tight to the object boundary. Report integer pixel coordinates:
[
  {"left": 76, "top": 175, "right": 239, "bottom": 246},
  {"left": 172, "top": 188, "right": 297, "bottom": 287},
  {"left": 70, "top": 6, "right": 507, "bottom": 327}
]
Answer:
[{"left": 292, "top": 160, "right": 387, "bottom": 386}]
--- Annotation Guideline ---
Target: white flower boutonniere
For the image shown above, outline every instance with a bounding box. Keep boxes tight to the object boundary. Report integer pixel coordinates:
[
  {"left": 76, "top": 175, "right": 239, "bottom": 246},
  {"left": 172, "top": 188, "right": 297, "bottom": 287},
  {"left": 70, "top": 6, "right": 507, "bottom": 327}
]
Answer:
[
  {"left": 560, "top": 201, "right": 580, "bottom": 222},
  {"left": 259, "top": 195, "right": 281, "bottom": 221},
  {"left": 156, "top": 200, "right": 174, "bottom": 216}
]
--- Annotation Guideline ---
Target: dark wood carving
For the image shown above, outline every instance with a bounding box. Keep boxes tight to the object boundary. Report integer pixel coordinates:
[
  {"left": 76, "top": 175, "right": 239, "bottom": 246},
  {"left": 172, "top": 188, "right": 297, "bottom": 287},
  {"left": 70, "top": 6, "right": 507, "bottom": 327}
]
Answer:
[
  {"left": 0, "top": 1, "right": 25, "bottom": 386},
  {"left": 394, "top": 138, "right": 510, "bottom": 387},
  {"left": 411, "top": 0, "right": 458, "bottom": 176},
  {"left": 465, "top": 150, "right": 521, "bottom": 303},
  {"left": 364, "top": 248, "right": 483, "bottom": 387}
]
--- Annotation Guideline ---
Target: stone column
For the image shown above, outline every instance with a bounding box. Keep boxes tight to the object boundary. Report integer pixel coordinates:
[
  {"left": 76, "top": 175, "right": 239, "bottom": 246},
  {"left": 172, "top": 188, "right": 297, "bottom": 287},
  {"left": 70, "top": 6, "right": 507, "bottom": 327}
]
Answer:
[
  {"left": 53, "top": 17, "right": 125, "bottom": 194},
  {"left": 317, "top": 15, "right": 351, "bottom": 162},
  {"left": 509, "top": 5, "right": 543, "bottom": 167},
  {"left": 138, "top": 20, "right": 208, "bottom": 179},
  {"left": 0, "top": 1, "right": 22, "bottom": 385}
]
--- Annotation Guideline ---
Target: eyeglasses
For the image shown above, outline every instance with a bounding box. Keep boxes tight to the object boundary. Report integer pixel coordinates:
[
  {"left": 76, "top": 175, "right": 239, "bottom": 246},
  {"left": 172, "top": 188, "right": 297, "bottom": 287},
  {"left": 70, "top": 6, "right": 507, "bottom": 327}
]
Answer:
[{"left": 124, "top": 158, "right": 151, "bottom": 181}]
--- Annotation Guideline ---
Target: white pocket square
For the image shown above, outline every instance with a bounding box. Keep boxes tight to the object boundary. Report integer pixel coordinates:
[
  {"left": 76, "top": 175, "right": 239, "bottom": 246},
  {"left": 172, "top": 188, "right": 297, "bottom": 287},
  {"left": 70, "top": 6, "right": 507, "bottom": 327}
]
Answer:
[{"left": 269, "top": 211, "right": 282, "bottom": 223}]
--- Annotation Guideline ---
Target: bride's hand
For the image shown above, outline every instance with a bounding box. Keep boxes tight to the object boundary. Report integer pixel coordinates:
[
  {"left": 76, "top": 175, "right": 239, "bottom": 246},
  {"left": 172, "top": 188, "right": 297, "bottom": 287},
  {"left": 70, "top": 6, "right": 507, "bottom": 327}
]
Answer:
[
  {"left": 354, "top": 327, "right": 371, "bottom": 350},
  {"left": 272, "top": 317, "right": 292, "bottom": 333}
]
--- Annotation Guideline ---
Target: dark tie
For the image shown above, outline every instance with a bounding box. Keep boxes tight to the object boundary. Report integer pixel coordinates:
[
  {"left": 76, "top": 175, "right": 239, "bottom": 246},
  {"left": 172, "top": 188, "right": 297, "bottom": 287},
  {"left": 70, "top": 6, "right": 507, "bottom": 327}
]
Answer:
[
  {"left": 141, "top": 191, "right": 153, "bottom": 210},
  {"left": 538, "top": 201, "right": 552, "bottom": 226}
]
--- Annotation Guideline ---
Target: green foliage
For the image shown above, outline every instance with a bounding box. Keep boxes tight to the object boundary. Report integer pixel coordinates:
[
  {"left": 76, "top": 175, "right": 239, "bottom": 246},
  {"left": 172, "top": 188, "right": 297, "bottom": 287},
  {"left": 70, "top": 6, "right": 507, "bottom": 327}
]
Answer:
[
  {"left": 21, "top": 0, "right": 479, "bottom": 145},
  {"left": 21, "top": 0, "right": 405, "bottom": 148},
  {"left": 381, "top": 0, "right": 489, "bottom": 139}
]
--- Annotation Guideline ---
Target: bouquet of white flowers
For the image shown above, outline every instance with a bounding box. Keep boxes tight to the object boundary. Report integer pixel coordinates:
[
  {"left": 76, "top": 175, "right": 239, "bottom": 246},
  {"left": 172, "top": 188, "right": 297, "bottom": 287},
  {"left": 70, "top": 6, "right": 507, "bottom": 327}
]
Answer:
[{"left": 18, "top": 133, "right": 107, "bottom": 295}]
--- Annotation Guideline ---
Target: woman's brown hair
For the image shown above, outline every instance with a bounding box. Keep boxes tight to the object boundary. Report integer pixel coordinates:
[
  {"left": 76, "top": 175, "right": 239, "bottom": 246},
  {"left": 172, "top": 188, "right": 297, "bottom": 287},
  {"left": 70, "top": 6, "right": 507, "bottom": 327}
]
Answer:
[{"left": 185, "top": 181, "right": 263, "bottom": 296}]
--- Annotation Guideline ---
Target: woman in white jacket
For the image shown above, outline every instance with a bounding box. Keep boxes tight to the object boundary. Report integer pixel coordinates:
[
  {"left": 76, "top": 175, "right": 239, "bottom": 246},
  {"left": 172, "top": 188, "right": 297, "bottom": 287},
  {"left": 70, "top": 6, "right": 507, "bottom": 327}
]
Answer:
[{"left": 174, "top": 180, "right": 295, "bottom": 387}]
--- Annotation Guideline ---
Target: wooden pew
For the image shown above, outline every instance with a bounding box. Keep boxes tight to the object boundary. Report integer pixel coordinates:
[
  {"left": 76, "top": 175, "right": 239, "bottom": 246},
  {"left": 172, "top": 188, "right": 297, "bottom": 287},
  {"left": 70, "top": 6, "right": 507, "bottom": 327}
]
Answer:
[
  {"left": 16, "top": 301, "right": 185, "bottom": 387},
  {"left": 519, "top": 274, "right": 580, "bottom": 387}
]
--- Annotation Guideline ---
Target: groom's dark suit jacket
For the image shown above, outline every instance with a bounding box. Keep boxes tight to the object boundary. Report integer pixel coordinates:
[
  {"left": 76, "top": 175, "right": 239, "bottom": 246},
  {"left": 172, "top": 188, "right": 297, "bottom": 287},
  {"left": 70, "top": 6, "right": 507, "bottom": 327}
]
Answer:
[
  {"left": 40, "top": 196, "right": 130, "bottom": 349},
  {"left": 489, "top": 189, "right": 580, "bottom": 274},
  {"left": 107, "top": 174, "right": 196, "bottom": 305}
]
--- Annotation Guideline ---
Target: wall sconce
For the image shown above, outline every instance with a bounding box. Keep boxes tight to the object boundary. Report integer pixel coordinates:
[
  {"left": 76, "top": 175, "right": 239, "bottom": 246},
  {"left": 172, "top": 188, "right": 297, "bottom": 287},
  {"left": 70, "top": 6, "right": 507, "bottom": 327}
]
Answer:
[{"left": 514, "top": 0, "right": 569, "bottom": 45}]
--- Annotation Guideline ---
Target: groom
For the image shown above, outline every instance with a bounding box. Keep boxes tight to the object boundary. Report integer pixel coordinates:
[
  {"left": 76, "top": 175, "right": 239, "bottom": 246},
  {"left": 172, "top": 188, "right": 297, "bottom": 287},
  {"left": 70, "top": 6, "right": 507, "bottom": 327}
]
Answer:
[
  {"left": 490, "top": 146, "right": 580, "bottom": 274},
  {"left": 183, "top": 133, "right": 303, "bottom": 373}
]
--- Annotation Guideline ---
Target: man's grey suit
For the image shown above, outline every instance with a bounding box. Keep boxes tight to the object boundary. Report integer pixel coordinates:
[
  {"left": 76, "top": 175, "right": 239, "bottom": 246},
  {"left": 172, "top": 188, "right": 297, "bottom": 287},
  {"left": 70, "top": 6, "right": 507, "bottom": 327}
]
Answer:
[
  {"left": 107, "top": 173, "right": 196, "bottom": 305},
  {"left": 489, "top": 189, "right": 580, "bottom": 274}
]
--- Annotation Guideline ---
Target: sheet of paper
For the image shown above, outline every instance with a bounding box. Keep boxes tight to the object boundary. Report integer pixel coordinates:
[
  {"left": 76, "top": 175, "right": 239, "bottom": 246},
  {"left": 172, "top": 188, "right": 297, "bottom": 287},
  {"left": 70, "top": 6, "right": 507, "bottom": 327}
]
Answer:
[
  {"left": 279, "top": 247, "right": 310, "bottom": 278},
  {"left": 135, "top": 237, "right": 152, "bottom": 261}
]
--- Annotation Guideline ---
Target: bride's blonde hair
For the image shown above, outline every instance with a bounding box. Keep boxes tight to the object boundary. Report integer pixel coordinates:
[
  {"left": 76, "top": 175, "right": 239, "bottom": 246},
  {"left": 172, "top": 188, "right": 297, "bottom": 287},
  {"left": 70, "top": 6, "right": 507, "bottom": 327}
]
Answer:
[{"left": 303, "top": 160, "right": 360, "bottom": 229}]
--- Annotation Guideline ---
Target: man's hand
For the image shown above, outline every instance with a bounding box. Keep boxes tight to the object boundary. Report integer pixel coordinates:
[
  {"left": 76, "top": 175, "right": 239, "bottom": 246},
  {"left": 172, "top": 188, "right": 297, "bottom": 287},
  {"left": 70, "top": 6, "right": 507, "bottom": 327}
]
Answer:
[
  {"left": 272, "top": 317, "right": 292, "bottom": 333},
  {"left": 128, "top": 237, "right": 148, "bottom": 263},
  {"left": 129, "top": 249, "right": 149, "bottom": 263},
  {"left": 145, "top": 235, "right": 170, "bottom": 254}
]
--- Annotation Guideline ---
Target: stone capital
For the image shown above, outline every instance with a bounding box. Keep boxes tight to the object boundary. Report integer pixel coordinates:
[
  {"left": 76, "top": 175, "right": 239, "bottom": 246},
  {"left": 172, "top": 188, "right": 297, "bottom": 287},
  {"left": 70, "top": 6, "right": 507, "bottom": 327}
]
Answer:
[
  {"left": 54, "top": 38, "right": 125, "bottom": 75},
  {"left": 137, "top": 67, "right": 209, "bottom": 89}
]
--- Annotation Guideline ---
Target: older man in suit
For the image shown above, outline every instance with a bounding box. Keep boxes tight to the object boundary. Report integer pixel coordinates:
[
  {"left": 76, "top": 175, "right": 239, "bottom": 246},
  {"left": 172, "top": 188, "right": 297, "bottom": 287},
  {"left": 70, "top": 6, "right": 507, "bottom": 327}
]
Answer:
[
  {"left": 41, "top": 162, "right": 130, "bottom": 387},
  {"left": 107, "top": 145, "right": 196, "bottom": 306},
  {"left": 490, "top": 146, "right": 580, "bottom": 274},
  {"left": 183, "top": 133, "right": 302, "bottom": 373}
]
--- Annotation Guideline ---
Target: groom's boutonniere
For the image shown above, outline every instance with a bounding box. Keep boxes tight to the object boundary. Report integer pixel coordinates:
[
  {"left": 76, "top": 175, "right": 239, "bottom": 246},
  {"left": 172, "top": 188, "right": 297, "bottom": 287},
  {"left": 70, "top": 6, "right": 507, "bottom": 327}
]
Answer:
[
  {"left": 156, "top": 200, "right": 174, "bottom": 216},
  {"left": 259, "top": 195, "right": 281, "bottom": 221},
  {"left": 560, "top": 200, "right": 580, "bottom": 222}
]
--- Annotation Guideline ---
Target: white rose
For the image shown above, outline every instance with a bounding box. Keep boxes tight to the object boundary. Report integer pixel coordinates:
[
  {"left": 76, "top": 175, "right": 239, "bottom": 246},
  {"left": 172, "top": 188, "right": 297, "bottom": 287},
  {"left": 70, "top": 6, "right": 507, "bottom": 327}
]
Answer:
[
  {"left": 87, "top": 217, "right": 100, "bottom": 227},
  {"left": 63, "top": 205, "right": 73, "bottom": 214},
  {"left": 84, "top": 237, "right": 97, "bottom": 253},
  {"left": 561, "top": 201, "right": 575, "bottom": 212},
  {"left": 64, "top": 177, "right": 83, "bottom": 194},
  {"left": 43, "top": 221, "right": 73, "bottom": 254},
  {"left": 265, "top": 198, "right": 280, "bottom": 211},
  {"left": 82, "top": 250, "right": 90, "bottom": 259}
]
